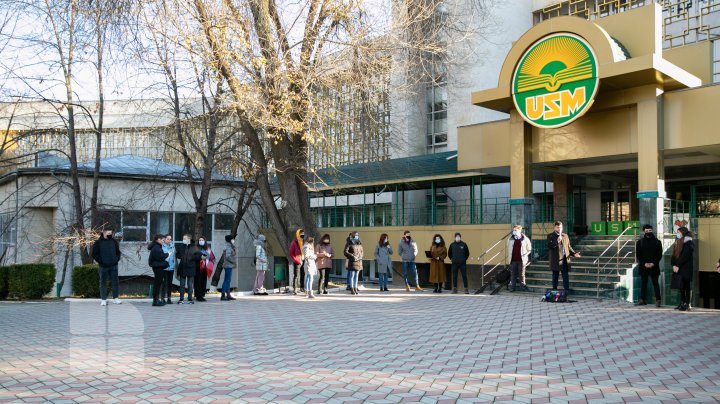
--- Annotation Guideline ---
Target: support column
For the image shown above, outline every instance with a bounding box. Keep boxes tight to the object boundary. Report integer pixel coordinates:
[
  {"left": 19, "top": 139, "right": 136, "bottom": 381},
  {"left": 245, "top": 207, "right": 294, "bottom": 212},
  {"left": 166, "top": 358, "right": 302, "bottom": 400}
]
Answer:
[
  {"left": 553, "top": 173, "right": 569, "bottom": 226},
  {"left": 636, "top": 86, "right": 665, "bottom": 236},
  {"left": 509, "top": 110, "right": 534, "bottom": 238}
]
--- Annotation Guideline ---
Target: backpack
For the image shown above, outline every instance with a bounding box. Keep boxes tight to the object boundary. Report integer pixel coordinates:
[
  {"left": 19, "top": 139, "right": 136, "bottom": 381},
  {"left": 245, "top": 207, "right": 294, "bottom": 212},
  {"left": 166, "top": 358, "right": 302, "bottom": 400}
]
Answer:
[
  {"left": 495, "top": 267, "right": 511, "bottom": 284},
  {"left": 542, "top": 289, "right": 567, "bottom": 302}
]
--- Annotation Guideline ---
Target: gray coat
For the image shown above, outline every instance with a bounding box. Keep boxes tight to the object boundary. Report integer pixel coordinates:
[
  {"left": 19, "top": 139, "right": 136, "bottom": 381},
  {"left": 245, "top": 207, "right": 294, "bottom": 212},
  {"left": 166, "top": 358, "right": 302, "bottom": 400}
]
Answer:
[
  {"left": 398, "top": 239, "right": 418, "bottom": 262},
  {"left": 374, "top": 243, "right": 393, "bottom": 273},
  {"left": 224, "top": 242, "right": 236, "bottom": 269}
]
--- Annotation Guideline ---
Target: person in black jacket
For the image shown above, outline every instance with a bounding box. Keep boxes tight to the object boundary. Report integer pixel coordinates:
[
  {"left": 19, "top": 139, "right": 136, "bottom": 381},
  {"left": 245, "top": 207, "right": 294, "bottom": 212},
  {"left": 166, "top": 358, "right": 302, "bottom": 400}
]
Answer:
[
  {"left": 176, "top": 234, "right": 201, "bottom": 304},
  {"left": 448, "top": 232, "right": 470, "bottom": 294},
  {"left": 148, "top": 234, "right": 170, "bottom": 307},
  {"left": 635, "top": 224, "right": 663, "bottom": 307},
  {"left": 672, "top": 227, "right": 694, "bottom": 311},
  {"left": 547, "top": 221, "right": 581, "bottom": 291},
  {"left": 91, "top": 228, "right": 122, "bottom": 306}
]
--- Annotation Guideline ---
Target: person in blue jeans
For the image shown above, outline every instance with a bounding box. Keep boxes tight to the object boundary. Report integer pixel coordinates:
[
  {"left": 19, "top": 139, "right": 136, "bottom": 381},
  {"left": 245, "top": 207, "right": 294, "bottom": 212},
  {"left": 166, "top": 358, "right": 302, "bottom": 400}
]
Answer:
[
  {"left": 162, "top": 234, "right": 176, "bottom": 304},
  {"left": 398, "top": 230, "right": 423, "bottom": 292},
  {"left": 374, "top": 233, "right": 393, "bottom": 292},
  {"left": 221, "top": 235, "right": 236, "bottom": 301},
  {"left": 344, "top": 232, "right": 364, "bottom": 295}
]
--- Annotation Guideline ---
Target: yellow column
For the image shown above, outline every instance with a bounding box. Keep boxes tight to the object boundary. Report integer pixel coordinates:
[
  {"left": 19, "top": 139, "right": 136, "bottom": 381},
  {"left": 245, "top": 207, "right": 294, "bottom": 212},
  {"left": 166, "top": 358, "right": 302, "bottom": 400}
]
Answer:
[
  {"left": 636, "top": 85, "right": 665, "bottom": 234},
  {"left": 509, "top": 110, "right": 534, "bottom": 236}
]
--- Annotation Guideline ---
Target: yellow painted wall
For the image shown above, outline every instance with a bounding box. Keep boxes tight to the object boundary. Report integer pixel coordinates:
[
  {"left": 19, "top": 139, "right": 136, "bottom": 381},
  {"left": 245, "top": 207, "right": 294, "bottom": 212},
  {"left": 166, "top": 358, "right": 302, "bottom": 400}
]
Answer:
[
  {"left": 664, "top": 42, "right": 713, "bottom": 85},
  {"left": 664, "top": 85, "right": 720, "bottom": 151},
  {"left": 457, "top": 121, "right": 511, "bottom": 170},
  {"left": 595, "top": 4, "right": 659, "bottom": 58},
  {"left": 697, "top": 217, "right": 720, "bottom": 272}
]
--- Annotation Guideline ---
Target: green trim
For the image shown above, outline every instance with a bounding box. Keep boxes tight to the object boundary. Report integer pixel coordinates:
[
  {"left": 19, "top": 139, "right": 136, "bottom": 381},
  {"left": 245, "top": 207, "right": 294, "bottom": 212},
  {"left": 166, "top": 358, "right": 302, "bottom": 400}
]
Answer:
[
  {"left": 636, "top": 191, "right": 660, "bottom": 199},
  {"left": 509, "top": 198, "right": 534, "bottom": 205}
]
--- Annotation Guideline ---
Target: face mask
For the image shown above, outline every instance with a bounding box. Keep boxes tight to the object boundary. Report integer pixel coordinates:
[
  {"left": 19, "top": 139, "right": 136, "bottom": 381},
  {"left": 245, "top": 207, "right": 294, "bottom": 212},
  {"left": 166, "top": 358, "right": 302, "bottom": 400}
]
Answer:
[
  {"left": 105, "top": 233, "right": 112, "bottom": 239},
  {"left": 455, "top": 236, "right": 461, "bottom": 242},
  {"left": 199, "top": 240, "right": 206, "bottom": 246},
  {"left": 435, "top": 238, "right": 441, "bottom": 244},
  {"left": 300, "top": 234, "right": 305, "bottom": 239},
  {"left": 405, "top": 235, "right": 411, "bottom": 241},
  {"left": 644, "top": 232, "right": 653, "bottom": 238},
  {"left": 383, "top": 238, "right": 388, "bottom": 243},
  {"left": 354, "top": 235, "right": 359, "bottom": 241},
  {"left": 513, "top": 230, "right": 520, "bottom": 237},
  {"left": 183, "top": 239, "right": 190, "bottom": 245},
  {"left": 323, "top": 239, "right": 329, "bottom": 244},
  {"left": 676, "top": 233, "right": 682, "bottom": 239},
  {"left": 231, "top": 239, "right": 235, "bottom": 244}
]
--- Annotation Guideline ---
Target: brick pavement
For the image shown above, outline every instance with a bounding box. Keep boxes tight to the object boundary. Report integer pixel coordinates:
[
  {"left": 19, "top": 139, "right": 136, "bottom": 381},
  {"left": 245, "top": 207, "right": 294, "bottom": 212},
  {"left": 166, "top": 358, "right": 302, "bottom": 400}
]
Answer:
[{"left": 1, "top": 291, "right": 719, "bottom": 403}]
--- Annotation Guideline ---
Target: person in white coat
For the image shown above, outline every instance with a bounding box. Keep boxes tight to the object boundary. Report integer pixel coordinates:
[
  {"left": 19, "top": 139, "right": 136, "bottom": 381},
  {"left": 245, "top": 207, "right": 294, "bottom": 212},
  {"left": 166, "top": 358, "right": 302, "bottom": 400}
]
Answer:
[
  {"left": 507, "top": 224, "right": 532, "bottom": 291},
  {"left": 254, "top": 235, "right": 269, "bottom": 295},
  {"left": 302, "top": 236, "right": 318, "bottom": 299}
]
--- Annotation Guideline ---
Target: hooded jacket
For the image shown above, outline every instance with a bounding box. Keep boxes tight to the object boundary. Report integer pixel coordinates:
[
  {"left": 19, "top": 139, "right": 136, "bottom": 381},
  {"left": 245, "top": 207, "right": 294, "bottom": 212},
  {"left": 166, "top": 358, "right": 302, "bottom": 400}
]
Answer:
[
  {"left": 148, "top": 241, "right": 169, "bottom": 269},
  {"left": 289, "top": 229, "right": 304, "bottom": 265},
  {"left": 398, "top": 237, "right": 418, "bottom": 262},
  {"left": 343, "top": 236, "right": 364, "bottom": 271}
]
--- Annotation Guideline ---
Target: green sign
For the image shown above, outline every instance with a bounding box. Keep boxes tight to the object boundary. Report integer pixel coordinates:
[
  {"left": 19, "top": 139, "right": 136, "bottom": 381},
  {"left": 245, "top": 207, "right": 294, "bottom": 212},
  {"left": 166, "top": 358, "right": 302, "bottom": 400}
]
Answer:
[
  {"left": 512, "top": 33, "right": 599, "bottom": 129},
  {"left": 591, "top": 221, "right": 607, "bottom": 235}
]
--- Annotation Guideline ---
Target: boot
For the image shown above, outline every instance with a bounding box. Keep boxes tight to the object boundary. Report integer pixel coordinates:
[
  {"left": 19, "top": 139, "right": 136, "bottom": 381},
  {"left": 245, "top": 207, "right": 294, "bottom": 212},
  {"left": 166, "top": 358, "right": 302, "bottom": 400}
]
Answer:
[
  {"left": 437, "top": 284, "right": 442, "bottom": 293},
  {"left": 220, "top": 293, "right": 227, "bottom": 301},
  {"left": 655, "top": 300, "right": 661, "bottom": 307},
  {"left": 433, "top": 284, "right": 438, "bottom": 293},
  {"left": 166, "top": 298, "right": 173, "bottom": 304},
  {"left": 405, "top": 284, "right": 410, "bottom": 292},
  {"left": 464, "top": 288, "right": 469, "bottom": 294},
  {"left": 452, "top": 288, "right": 458, "bottom": 294},
  {"left": 679, "top": 302, "right": 688, "bottom": 311},
  {"left": 227, "top": 293, "right": 236, "bottom": 300},
  {"left": 152, "top": 299, "right": 165, "bottom": 307},
  {"left": 353, "top": 288, "right": 359, "bottom": 295},
  {"left": 635, "top": 299, "right": 646, "bottom": 306}
]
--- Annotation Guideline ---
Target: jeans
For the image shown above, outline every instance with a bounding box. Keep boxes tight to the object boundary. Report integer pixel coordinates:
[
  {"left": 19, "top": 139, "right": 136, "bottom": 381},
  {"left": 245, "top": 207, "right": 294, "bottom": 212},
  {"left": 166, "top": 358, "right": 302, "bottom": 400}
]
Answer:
[
  {"left": 552, "top": 260, "right": 570, "bottom": 290},
  {"left": 99, "top": 265, "right": 119, "bottom": 300},
  {"left": 151, "top": 267, "right": 164, "bottom": 300},
  {"left": 305, "top": 273, "right": 314, "bottom": 292},
  {"left": 509, "top": 261, "right": 526, "bottom": 289},
  {"left": 451, "top": 262, "right": 468, "bottom": 289},
  {"left": 639, "top": 267, "right": 661, "bottom": 301},
  {"left": 163, "top": 271, "right": 174, "bottom": 298},
  {"left": 378, "top": 273, "right": 388, "bottom": 289},
  {"left": 179, "top": 276, "right": 194, "bottom": 300},
  {"left": 402, "top": 261, "right": 418, "bottom": 287},
  {"left": 348, "top": 270, "right": 359, "bottom": 289},
  {"left": 222, "top": 267, "right": 233, "bottom": 293},
  {"left": 318, "top": 268, "right": 330, "bottom": 292}
]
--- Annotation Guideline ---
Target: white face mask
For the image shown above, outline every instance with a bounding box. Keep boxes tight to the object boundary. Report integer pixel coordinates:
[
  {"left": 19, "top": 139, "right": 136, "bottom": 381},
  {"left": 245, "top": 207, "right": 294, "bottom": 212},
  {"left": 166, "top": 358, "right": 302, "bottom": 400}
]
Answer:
[
  {"left": 199, "top": 240, "right": 206, "bottom": 246},
  {"left": 676, "top": 233, "right": 682, "bottom": 239},
  {"left": 231, "top": 239, "right": 235, "bottom": 244},
  {"left": 455, "top": 236, "right": 461, "bottom": 242},
  {"left": 513, "top": 230, "right": 521, "bottom": 237},
  {"left": 435, "top": 238, "right": 441, "bottom": 244},
  {"left": 183, "top": 239, "right": 190, "bottom": 245}
]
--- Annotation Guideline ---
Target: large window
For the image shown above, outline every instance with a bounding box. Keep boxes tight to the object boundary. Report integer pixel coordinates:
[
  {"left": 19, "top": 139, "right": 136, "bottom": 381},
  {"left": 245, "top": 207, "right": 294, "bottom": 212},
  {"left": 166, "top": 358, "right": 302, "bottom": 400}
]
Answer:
[
  {"left": 0, "top": 213, "right": 17, "bottom": 261},
  {"left": 426, "top": 85, "right": 447, "bottom": 153},
  {"left": 97, "top": 210, "right": 233, "bottom": 243}
]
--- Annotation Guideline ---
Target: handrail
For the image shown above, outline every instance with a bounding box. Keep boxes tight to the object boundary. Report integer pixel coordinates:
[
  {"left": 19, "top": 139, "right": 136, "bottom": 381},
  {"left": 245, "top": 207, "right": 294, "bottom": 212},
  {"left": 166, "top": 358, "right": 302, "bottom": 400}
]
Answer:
[
  {"left": 476, "top": 231, "right": 512, "bottom": 260},
  {"left": 593, "top": 225, "right": 637, "bottom": 299},
  {"left": 470, "top": 231, "right": 512, "bottom": 292}
]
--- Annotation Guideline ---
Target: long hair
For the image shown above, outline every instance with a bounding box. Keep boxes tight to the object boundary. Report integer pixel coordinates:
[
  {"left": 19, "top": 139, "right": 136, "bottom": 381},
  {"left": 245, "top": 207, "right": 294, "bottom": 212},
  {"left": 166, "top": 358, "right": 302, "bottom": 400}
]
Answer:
[
  {"left": 379, "top": 233, "right": 388, "bottom": 246},
  {"left": 432, "top": 234, "right": 445, "bottom": 247}
]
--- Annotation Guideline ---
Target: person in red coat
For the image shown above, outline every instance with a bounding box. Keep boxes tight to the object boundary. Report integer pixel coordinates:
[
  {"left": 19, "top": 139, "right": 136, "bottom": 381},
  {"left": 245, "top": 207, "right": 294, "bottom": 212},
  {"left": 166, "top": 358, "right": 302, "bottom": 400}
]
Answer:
[{"left": 289, "top": 229, "right": 305, "bottom": 295}]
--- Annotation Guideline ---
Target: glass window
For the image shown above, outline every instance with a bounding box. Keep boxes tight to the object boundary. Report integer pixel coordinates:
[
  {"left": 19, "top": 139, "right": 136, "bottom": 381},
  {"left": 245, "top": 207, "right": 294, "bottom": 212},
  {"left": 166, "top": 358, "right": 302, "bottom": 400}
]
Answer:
[
  {"left": 122, "top": 228, "right": 147, "bottom": 242},
  {"left": 124, "top": 211, "right": 147, "bottom": 226},
  {"left": 96, "top": 210, "right": 121, "bottom": 232},
  {"left": 214, "top": 214, "right": 234, "bottom": 231},
  {"left": 150, "top": 212, "right": 173, "bottom": 238},
  {"left": 175, "top": 213, "right": 196, "bottom": 239}
]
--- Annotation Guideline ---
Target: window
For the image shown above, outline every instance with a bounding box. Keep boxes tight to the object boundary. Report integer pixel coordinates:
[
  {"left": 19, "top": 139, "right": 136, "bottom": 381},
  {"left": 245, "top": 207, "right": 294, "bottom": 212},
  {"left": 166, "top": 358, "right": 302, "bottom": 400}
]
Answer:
[
  {"left": 0, "top": 213, "right": 16, "bottom": 261},
  {"left": 174, "top": 213, "right": 196, "bottom": 240},
  {"left": 96, "top": 210, "right": 121, "bottom": 232},
  {"left": 426, "top": 85, "right": 448, "bottom": 153},
  {"left": 122, "top": 211, "right": 149, "bottom": 242},
  {"left": 150, "top": 212, "right": 173, "bottom": 238},
  {"left": 214, "top": 214, "right": 234, "bottom": 231}
]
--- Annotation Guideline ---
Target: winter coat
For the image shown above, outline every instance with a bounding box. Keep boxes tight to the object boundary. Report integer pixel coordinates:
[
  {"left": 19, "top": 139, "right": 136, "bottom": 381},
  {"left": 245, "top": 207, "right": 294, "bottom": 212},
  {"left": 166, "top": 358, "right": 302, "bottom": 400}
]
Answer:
[
  {"left": 148, "top": 241, "right": 169, "bottom": 269},
  {"left": 636, "top": 234, "right": 662, "bottom": 276},
  {"left": 224, "top": 241, "right": 237, "bottom": 269},
  {"left": 674, "top": 237, "right": 694, "bottom": 281},
  {"left": 199, "top": 247, "right": 214, "bottom": 278},
  {"left": 289, "top": 229, "right": 304, "bottom": 265},
  {"left": 255, "top": 239, "right": 268, "bottom": 271},
  {"left": 344, "top": 238, "right": 364, "bottom": 271},
  {"left": 162, "top": 243, "right": 175, "bottom": 271},
  {"left": 547, "top": 232, "right": 577, "bottom": 272},
  {"left": 448, "top": 241, "right": 469, "bottom": 263},
  {"left": 92, "top": 236, "right": 121, "bottom": 267},
  {"left": 428, "top": 244, "right": 447, "bottom": 283},
  {"left": 177, "top": 243, "right": 201, "bottom": 278},
  {"left": 316, "top": 242, "right": 334, "bottom": 269},
  {"left": 374, "top": 243, "right": 393, "bottom": 274},
  {"left": 506, "top": 235, "right": 532, "bottom": 266},
  {"left": 302, "top": 244, "right": 318, "bottom": 276},
  {"left": 398, "top": 239, "right": 418, "bottom": 262}
]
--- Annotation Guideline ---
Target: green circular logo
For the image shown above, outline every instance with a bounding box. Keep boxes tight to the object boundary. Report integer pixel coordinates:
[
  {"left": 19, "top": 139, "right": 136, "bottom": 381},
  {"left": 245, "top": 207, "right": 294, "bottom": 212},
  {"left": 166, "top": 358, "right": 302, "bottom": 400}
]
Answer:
[{"left": 512, "top": 33, "right": 599, "bottom": 129}]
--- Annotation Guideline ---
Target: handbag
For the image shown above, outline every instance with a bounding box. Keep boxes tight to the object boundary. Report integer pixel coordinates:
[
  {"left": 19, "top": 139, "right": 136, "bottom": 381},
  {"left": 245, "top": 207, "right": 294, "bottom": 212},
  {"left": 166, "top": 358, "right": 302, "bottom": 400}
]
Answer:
[{"left": 670, "top": 272, "right": 683, "bottom": 290}]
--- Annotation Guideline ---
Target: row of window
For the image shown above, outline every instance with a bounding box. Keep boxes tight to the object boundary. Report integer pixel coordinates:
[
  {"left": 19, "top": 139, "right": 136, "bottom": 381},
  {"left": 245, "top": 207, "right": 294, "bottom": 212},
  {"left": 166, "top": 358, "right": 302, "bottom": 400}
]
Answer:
[{"left": 96, "top": 210, "right": 235, "bottom": 242}]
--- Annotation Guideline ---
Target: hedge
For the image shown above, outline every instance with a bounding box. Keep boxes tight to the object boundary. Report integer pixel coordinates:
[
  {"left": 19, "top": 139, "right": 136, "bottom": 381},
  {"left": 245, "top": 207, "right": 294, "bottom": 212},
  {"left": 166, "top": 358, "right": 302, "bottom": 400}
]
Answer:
[
  {"left": 0, "top": 266, "right": 8, "bottom": 300},
  {"left": 72, "top": 264, "right": 107, "bottom": 298},
  {"left": 6, "top": 264, "right": 55, "bottom": 299}
]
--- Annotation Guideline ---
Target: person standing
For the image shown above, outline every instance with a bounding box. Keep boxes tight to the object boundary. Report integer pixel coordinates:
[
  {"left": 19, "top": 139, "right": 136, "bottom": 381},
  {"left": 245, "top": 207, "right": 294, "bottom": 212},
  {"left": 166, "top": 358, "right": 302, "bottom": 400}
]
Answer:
[
  {"left": 344, "top": 231, "right": 364, "bottom": 295},
  {"left": 448, "top": 232, "right": 470, "bottom": 294},
  {"left": 91, "top": 228, "right": 122, "bottom": 306},
  {"left": 635, "top": 224, "right": 663, "bottom": 307},
  {"left": 302, "top": 236, "right": 318, "bottom": 299},
  {"left": 221, "top": 235, "right": 236, "bottom": 301},
  {"left": 148, "top": 234, "right": 170, "bottom": 307},
  {"left": 254, "top": 234, "right": 269, "bottom": 295},
  {"left": 429, "top": 234, "right": 448, "bottom": 293},
  {"left": 195, "top": 236, "right": 213, "bottom": 302},
  {"left": 374, "top": 234, "right": 393, "bottom": 292},
  {"left": 162, "top": 234, "right": 176, "bottom": 304},
  {"left": 547, "top": 221, "right": 580, "bottom": 291},
  {"left": 398, "top": 231, "right": 423, "bottom": 292},
  {"left": 672, "top": 227, "right": 694, "bottom": 311},
  {"left": 316, "top": 234, "right": 334, "bottom": 295},
  {"left": 289, "top": 229, "right": 305, "bottom": 295},
  {"left": 176, "top": 234, "right": 200, "bottom": 304},
  {"left": 507, "top": 225, "right": 532, "bottom": 292}
]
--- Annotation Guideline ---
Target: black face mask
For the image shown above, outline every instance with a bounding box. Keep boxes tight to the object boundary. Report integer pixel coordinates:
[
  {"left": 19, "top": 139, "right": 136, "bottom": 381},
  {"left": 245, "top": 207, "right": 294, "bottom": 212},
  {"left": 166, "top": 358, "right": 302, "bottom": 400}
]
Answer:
[
  {"left": 644, "top": 232, "right": 654, "bottom": 238},
  {"left": 300, "top": 234, "right": 305, "bottom": 239}
]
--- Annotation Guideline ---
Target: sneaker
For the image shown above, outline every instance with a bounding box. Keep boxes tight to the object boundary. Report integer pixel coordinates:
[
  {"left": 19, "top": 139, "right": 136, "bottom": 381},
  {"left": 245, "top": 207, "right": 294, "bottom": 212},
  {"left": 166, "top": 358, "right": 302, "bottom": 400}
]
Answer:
[
  {"left": 100, "top": 300, "right": 107, "bottom": 306},
  {"left": 405, "top": 285, "right": 410, "bottom": 292},
  {"left": 177, "top": 300, "right": 184, "bottom": 305},
  {"left": 187, "top": 299, "right": 194, "bottom": 304},
  {"left": 113, "top": 299, "right": 122, "bottom": 305},
  {"left": 323, "top": 290, "right": 328, "bottom": 295}
]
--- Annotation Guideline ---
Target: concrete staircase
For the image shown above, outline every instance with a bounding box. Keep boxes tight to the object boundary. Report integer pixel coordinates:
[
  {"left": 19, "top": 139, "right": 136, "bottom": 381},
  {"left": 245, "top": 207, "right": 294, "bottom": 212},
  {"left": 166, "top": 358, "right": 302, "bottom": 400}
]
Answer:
[{"left": 524, "top": 234, "right": 637, "bottom": 298}]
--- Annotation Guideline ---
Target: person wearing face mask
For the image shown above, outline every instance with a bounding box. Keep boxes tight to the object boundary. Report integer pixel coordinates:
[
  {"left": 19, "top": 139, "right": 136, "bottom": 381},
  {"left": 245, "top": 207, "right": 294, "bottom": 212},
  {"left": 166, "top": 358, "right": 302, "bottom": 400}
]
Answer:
[
  {"left": 176, "top": 234, "right": 201, "bottom": 304},
  {"left": 635, "top": 224, "right": 663, "bottom": 307},
  {"left": 161, "top": 234, "right": 176, "bottom": 304},
  {"left": 448, "top": 232, "right": 470, "bottom": 294},
  {"left": 254, "top": 234, "right": 269, "bottom": 295},
  {"left": 429, "top": 234, "right": 448, "bottom": 293},
  {"left": 316, "top": 234, "right": 334, "bottom": 295},
  {"left": 288, "top": 228, "right": 305, "bottom": 295},
  {"left": 91, "top": 227, "right": 122, "bottom": 306},
  {"left": 221, "top": 235, "right": 237, "bottom": 301},
  {"left": 507, "top": 225, "right": 532, "bottom": 292},
  {"left": 547, "top": 221, "right": 581, "bottom": 292},
  {"left": 194, "top": 236, "right": 214, "bottom": 302},
  {"left": 374, "top": 234, "right": 393, "bottom": 292},
  {"left": 343, "top": 231, "right": 364, "bottom": 295},
  {"left": 671, "top": 227, "right": 694, "bottom": 311},
  {"left": 398, "top": 230, "right": 423, "bottom": 292},
  {"left": 148, "top": 234, "right": 170, "bottom": 307}
]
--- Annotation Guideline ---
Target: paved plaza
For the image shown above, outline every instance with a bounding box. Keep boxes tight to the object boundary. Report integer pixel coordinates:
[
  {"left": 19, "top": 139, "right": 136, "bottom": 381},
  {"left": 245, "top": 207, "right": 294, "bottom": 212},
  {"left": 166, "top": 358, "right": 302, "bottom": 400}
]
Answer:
[{"left": 1, "top": 290, "right": 720, "bottom": 403}]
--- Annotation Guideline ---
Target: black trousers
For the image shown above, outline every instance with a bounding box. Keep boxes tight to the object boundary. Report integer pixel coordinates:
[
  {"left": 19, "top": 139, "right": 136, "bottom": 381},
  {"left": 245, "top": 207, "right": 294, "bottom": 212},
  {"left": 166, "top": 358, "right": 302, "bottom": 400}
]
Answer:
[
  {"left": 194, "top": 269, "right": 206, "bottom": 299},
  {"left": 318, "top": 268, "right": 331, "bottom": 292},
  {"left": 162, "top": 271, "right": 174, "bottom": 299},
  {"left": 451, "top": 262, "right": 468, "bottom": 288},
  {"left": 639, "top": 268, "right": 661, "bottom": 301},
  {"left": 293, "top": 262, "right": 305, "bottom": 291},
  {"left": 151, "top": 267, "right": 164, "bottom": 300}
]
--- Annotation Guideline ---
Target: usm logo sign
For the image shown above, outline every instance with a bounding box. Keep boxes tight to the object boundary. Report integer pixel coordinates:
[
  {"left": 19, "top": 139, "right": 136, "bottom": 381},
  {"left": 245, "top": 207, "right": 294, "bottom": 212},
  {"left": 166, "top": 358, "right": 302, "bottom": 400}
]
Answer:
[{"left": 512, "top": 33, "right": 599, "bottom": 128}]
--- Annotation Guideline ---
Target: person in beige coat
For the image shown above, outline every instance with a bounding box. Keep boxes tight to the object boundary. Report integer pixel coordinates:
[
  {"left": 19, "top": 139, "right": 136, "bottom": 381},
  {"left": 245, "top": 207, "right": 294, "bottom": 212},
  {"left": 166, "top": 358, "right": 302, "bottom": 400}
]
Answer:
[
  {"left": 429, "top": 234, "right": 448, "bottom": 293},
  {"left": 507, "top": 224, "right": 532, "bottom": 292}
]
